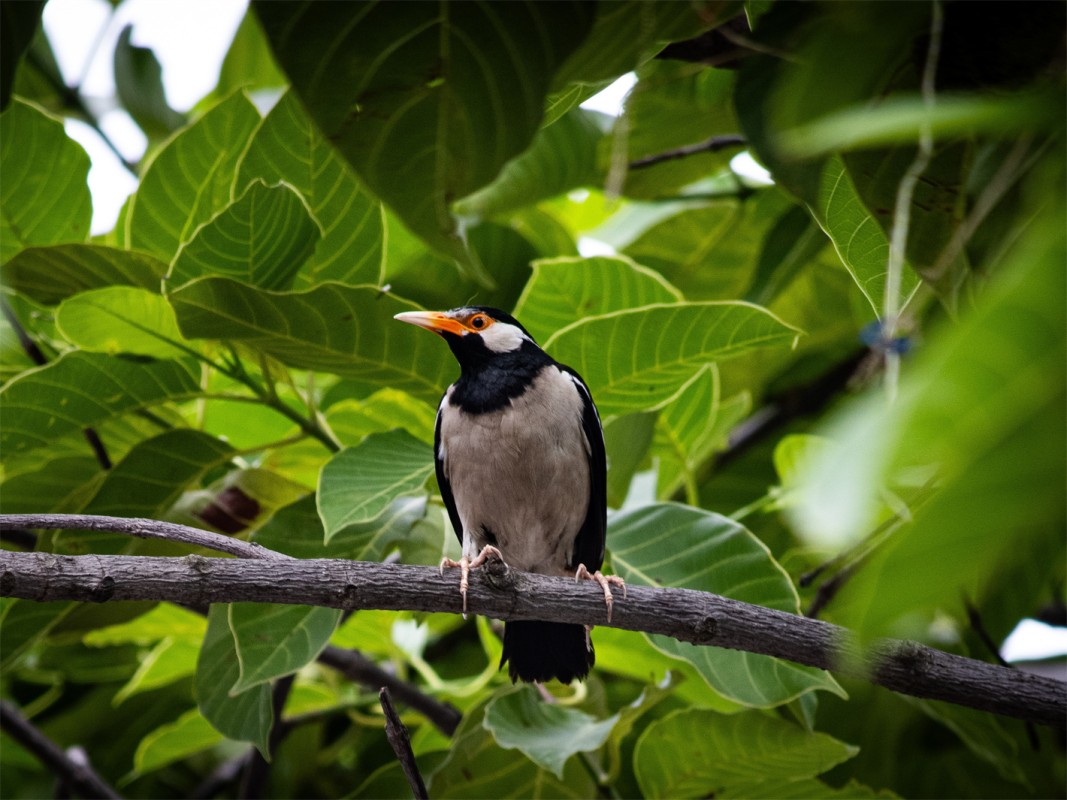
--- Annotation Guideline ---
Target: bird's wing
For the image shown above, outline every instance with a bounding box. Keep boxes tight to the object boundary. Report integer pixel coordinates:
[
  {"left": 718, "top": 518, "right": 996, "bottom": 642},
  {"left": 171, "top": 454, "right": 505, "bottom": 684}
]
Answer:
[
  {"left": 435, "top": 401, "right": 464, "bottom": 546},
  {"left": 561, "top": 367, "right": 607, "bottom": 573}
]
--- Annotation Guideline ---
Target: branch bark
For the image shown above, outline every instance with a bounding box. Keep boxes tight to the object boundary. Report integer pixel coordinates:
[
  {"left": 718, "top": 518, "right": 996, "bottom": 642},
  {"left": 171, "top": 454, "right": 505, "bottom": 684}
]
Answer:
[{"left": 1, "top": 550, "right": 1062, "bottom": 728}]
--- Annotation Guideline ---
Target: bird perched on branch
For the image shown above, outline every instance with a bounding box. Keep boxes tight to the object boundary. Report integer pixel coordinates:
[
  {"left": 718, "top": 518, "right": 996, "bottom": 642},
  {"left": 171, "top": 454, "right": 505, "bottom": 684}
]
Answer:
[{"left": 394, "top": 306, "right": 623, "bottom": 684}]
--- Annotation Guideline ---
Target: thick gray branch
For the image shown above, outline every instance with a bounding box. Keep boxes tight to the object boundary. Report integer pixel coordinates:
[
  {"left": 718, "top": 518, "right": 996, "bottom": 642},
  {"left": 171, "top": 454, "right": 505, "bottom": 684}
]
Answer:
[{"left": 1, "top": 551, "right": 1063, "bottom": 728}]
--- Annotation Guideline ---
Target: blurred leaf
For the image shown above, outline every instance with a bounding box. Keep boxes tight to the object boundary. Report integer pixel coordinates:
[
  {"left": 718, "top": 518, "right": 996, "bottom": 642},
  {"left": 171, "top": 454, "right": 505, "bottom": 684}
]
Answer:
[
  {"left": 633, "top": 708, "right": 858, "bottom": 798},
  {"left": 0, "top": 99, "right": 91, "bottom": 263},
  {"left": 454, "top": 109, "right": 606, "bottom": 221},
  {"left": 128, "top": 91, "right": 261, "bottom": 261},
  {"left": 318, "top": 430, "right": 433, "bottom": 543},
  {"left": 0, "top": 601, "right": 74, "bottom": 673},
  {"left": 513, "top": 254, "right": 681, "bottom": 344},
  {"left": 1, "top": 245, "right": 166, "bottom": 305},
  {"left": 84, "top": 603, "right": 206, "bottom": 646},
  {"left": 353, "top": 752, "right": 450, "bottom": 799},
  {"left": 113, "top": 26, "right": 185, "bottom": 140},
  {"left": 229, "top": 603, "right": 340, "bottom": 693},
  {"left": 256, "top": 2, "right": 595, "bottom": 270},
  {"left": 114, "top": 637, "right": 200, "bottom": 704},
  {"left": 326, "top": 389, "right": 437, "bottom": 446},
  {"left": 0, "top": 352, "right": 200, "bottom": 458},
  {"left": 604, "top": 412, "right": 656, "bottom": 507},
  {"left": 214, "top": 8, "right": 286, "bottom": 99},
  {"left": 610, "top": 504, "right": 843, "bottom": 706},
  {"left": 169, "top": 278, "right": 453, "bottom": 402},
  {"left": 484, "top": 687, "right": 619, "bottom": 779},
  {"left": 0, "top": 1, "right": 44, "bottom": 110},
  {"left": 0, "top": 455, "right": 100, "bottom": 514},
  {"left": 256, "top": 493, "right": 425, "bottom": 562},
  {"left": 195, "top": 605, "right": 272, "bottom": 754},
  {"left": 237, "top": 90, "right": 383, "bottom": 286},
  {"left": 429, "top": 691, "right": 597, "bottom": 799},
  {"left": 168, "top": 180, "right": 319, "bottom": 290},
  {"left": 56, "top": 286, "right": 190, "bottom": 358},
  {"left": 545, "top": 301, "right": 800, "bottom": 417},
  {"left": 133, "top": 708, "right": 222, "bottom": 776},
  {"left": 913, "top": 700, "right": 1028, "bottom": 787},
  {"left": 720, "top": 777, "right": 893, "bottom": 799},
  {"left": 746, "top": 202, "right": 828, "bottom": 306}
]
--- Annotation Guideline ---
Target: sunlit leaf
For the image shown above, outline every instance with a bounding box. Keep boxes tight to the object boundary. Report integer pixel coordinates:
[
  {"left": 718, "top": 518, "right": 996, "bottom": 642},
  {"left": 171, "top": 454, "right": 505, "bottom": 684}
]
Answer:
[
  {"left": 133, "top": 708, "right": 223, "bottom": 775},
  {"left": 168, "top": 180, "right": 320, "bottom": 290},
  {"left": 236, "top": 90, "right": 383, "bottom": 287},
  {"left": 1, "top": 244, "right": 166, "bottom": 305},
  {"left": 114, "top": 637, "right": 201, "bottom": 704},
  {"left": 56, "top": 286, "right": 190, "bottom": 358},
  {"left": 545, "top": 301, "right": 800, "bottom": 417},
  {"left": 317, "top": 430, "right": 433, "bottom": 543},
  {"left": 0, "top": 99, "right": 91, "bottom": 263},
  {"left": 84, "top": 603, "right": 206, "bottom": 647},
  {"left": 610, "top": 503, "right": 844, "bottom": 706}
]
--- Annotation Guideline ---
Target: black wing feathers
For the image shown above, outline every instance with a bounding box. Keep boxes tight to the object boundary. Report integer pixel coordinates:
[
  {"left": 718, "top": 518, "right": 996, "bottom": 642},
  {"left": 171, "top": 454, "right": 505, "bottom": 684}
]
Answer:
[
  {"left": 561, "top": 366, "right": 607, "bottom": 573},
  {"left": 434, "top": 405, "right": 464, "bottom": 547}
]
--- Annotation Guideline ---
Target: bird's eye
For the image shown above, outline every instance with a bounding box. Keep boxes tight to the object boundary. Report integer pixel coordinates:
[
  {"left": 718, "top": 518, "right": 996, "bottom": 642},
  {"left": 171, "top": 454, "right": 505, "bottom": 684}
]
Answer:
[{"left": 469, "top": 314, "right": 489, "bottom": 330}]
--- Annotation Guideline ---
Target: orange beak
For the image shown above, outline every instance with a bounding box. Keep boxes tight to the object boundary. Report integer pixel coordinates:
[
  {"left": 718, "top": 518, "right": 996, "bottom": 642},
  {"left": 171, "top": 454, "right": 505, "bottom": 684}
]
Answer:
[{"left": 393, "top": 310, "right": 468, "bottom": 337}]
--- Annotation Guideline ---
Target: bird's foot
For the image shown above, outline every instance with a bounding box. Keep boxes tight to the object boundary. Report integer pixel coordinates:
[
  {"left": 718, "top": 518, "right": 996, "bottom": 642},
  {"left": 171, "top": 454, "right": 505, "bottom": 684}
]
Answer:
[
  {"left": 440, "top": 545, "right": 504, "bottom": 616},
  {"left": 574, "top": 564, "right": 627, "bottom": 623}
]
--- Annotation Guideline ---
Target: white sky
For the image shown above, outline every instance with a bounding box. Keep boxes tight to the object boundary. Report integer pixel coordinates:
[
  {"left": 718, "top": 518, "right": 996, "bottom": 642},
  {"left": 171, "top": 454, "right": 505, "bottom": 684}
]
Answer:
[{"left": 29, "top": 2, "right": 1067, "bottom": 665}]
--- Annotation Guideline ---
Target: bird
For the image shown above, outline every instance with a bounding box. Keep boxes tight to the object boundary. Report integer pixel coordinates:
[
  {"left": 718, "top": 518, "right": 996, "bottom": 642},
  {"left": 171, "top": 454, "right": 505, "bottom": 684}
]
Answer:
[{"left": 394, "top": 306, "right": 623, "bottom": 684}]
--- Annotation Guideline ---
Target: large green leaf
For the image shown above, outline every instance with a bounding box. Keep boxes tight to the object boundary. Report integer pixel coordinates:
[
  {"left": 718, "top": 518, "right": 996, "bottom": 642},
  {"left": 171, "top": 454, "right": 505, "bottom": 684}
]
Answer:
[
  {"left": 256, "top": 494, "right": 425, "bottom": 561},
  {"left": 317, "top": 430, "right": 433, "bottom": 543},
  {"left": 633, "top": 708, "right": 858, "bottom": 799},
  {"left": 236, "top": 90, "right": 383, "bottom": 287},
  {"left": 512, "top": 254, "right": 682, "bottom": 344},
  {"left": 114, "top": 638, "right": 201, "bottom": 705},
  {"left": 610, "top": 504, "right": 843, "bottom": 706},
  {"left": 453, "top": 109, "right": 606, "bottom": 221},
  {"left": 325, "top": 390, "right": 437, "bottom": 445},
  {"left": 0, "top": 244, "right": 166, "bottom": 305},
  {"left": 483, "top": 687, "right": 619, "bottom": 779},
  {"left": 0, "top": 99, "right": 91, "bottom": 263},
  {"left": 545, "top": 301, "right": 800, "bottom": 417},
  {"left": 169, "top": 278, "right": 453, "bottom": 402},
  {"left": 56, "top": 286, "right": 191, "bottom": 359},
  {"left": 0, "top": 352, "right": 200, "bottom": 458},
  {"left": 255, "top": 2, "right": 595, "bottom": 268},
  {"left": 195, "top": 605, "right": 272, "bottom": 755},
  {"left": 128, "top": 91, "right": 261, "bottom": 261},
  {"left": 0, "top": 455, "right": 100, "bottom": 514},
  {"left": 168, "top": 180, "right": 319, "bottom": 290},
  {"left": 133, "top": 708, "right": 223, "bottom": 776},
  {"left": 229, "top": 603, "right": 341, "bottom": 693},
  {"left": 113, "top": 26, "right": 185, "bottom": 140}
]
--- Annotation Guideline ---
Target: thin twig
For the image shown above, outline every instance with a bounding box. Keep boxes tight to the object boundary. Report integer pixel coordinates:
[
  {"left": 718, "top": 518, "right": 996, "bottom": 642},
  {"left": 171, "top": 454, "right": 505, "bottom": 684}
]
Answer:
[
  {"left": 0, "top": 701, "right": 123, "bottom": 799},
  {"left": 629, "top": 135, "right": 747, "bottom": 169},
  {"left": 379, "top": 688, "right": 429, "bottom": 800},
  {"left": 0, "top": 514, "right": 291, "bottom": 561},
  {"left": 3, "top": 549, "right": 1063, "bottom": 728}
]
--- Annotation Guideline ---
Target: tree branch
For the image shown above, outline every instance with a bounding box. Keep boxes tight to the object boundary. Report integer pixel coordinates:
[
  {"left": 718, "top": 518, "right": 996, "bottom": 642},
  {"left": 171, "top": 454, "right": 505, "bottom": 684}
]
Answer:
[
  {"left": 0, "top": 700, "right": 122, "bottom": 800},
  {"left": 378, "top": 688, "right": 429, "bottom": 800},
  {"left": 1, "top": 551, "right": 1062, "bottom": 728},
  {"left": 628, "top": 135, "right": 746, "bottom": 169}
]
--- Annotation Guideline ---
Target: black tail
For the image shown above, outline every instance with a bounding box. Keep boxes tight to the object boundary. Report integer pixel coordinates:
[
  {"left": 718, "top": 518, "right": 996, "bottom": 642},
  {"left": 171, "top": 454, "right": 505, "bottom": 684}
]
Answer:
[{"left": 501, "top": 620, "right": 594, "bottom": 684}]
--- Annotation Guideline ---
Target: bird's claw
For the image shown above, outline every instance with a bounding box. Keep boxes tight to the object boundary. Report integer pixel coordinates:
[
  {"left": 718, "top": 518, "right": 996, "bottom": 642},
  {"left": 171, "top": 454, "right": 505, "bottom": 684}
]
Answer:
[
  {"left": 440, "top": 546, "right": 505, "bottom": 617},
  {"left": 575, "top": 564, "right": 626, "bottom": 623}
]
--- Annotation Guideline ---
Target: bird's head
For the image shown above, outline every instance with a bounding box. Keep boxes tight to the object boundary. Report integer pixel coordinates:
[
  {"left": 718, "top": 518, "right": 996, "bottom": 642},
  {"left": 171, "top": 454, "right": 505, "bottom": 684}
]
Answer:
[{"left": 394, "top": 306, "right": 543, "bottom": 372}]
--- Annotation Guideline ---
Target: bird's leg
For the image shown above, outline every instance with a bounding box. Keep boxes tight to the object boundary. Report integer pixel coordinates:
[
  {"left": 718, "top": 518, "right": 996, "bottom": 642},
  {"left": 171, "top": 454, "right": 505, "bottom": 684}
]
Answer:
[
  {"left": 574, "top": 564, "right": 627, "bottom": 623},
  {"left": 440, "top": 545, "right": 504, "bottom": 615}
]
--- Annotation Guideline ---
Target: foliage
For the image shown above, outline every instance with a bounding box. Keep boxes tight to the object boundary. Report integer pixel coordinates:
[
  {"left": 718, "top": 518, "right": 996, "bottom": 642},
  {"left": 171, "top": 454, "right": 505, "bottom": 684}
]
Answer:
[{"left": 1, "top": 1, "right": 1064, "bottom": 798}]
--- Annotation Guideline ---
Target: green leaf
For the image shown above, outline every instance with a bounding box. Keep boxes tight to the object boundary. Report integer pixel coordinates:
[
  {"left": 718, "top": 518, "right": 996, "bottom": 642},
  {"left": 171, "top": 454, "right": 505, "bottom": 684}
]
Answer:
[
  {"left": 229, "top": 603, "right": 341, "bottom": 693},
  {"left": 513, "top": 254, "right": 682, "bottom": 344},
  {"left": 429, "top": 691, "right": 597, "bottom": 799},
  {"left": 721, "top": 778, "right": 895, "bottom": 799},
  {"left": 0, "top": 352, "right": 200, "bottom": 458},
  {"left": 114, "top": 637, "right": 201, "bottom": 704},
  {"left": 746, "top": 202, "right": 828, "bottom": 306},
  {"left": 610, "top": 504, "right": 843, "bottom": 706},
  {"left": 912, "top": 700, "right": 1028, "bottom": 787},
  {"left": 0, "top": 455, "right": 100, "bottom": 514},
  {"left": 604, "top": 412, "right": 656, "bottom": 507},
  {"left": 55, "top": 286, "right": 190, "bottom": 358},
  {"left": 633, "top": 708, "right": 858, "bottom": 799},
  {"left": 236, "top": 90, "right": 383, "bottom": 287},
  {"left": 454, "top": 110, "right": 606, "bottom": 221},
  {"left": 128, "top": 91, "right": 261, "bottom": 261},
  {"left": 113, "top": 26, "right": 185, "bottom": 140},
  {"left": 169, "top": 279, "right": 454, "bottom": 402},
  {"left": 168, "top": 180, "right": 320, "bottom": 290},
  {"left": 812, "top": 155, "right": 921, "bottom": 314},
  {"left": 1, "top": 2, "right": 44, "bottom": 110},
  {"left": 0, "top": 601, "right": 75, "bottom": 673},
  {"left": 133, "top": 708, "right": 223, "bottom": 775},
  {"left": 326, "top": 389, "right": 437, "bottom": 445},
  {"left": 0, "top": 99, "right": 91, "bottom": 263},
  {"left": 195, "top": 605, "right": 272, "bottom": 754},
  {"left": 255, "top": 2, "right": 595, "bottom": 268},
  {"left": 483, "top": 687, "right": 619, "bottom": 779},
  {"left": 84, "top": 603, "right": 207, "bottom": 646},
  {"left": 317, "top": 430, "right": 433, "bottom": 543},
  {"left": 1, "top": 244, "right": 166, "bottom": 305},
  {"left": 545, "top": 302, "right": 800, "bottom": 417},
  {"left": 213, "top": 8, "right": 286, "bottom": 100}
]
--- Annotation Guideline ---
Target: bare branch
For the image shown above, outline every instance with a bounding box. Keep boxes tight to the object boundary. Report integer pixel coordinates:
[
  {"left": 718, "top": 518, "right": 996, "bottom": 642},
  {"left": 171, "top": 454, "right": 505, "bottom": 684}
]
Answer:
[
  {"left": 629, "top": 135, "right": 746, "bottom": 169},
  {"left": 0, "top": 514, "right": 291, "bottom": 561},
  {"left": 1, "top": 550, "right": 1063, "bottom": 728},
  {"left": 379, "top": 688, "right": 429, "bottom": 800},
  {"left": 0, "top": 701, "right": 122, "bottom": 800}
]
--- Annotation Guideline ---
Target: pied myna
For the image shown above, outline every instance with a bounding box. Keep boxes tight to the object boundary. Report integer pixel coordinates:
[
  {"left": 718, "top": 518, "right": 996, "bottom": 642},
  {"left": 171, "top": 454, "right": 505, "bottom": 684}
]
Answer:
[{"left": 395, "top": 306, "right": 623, "bottom": 684}]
